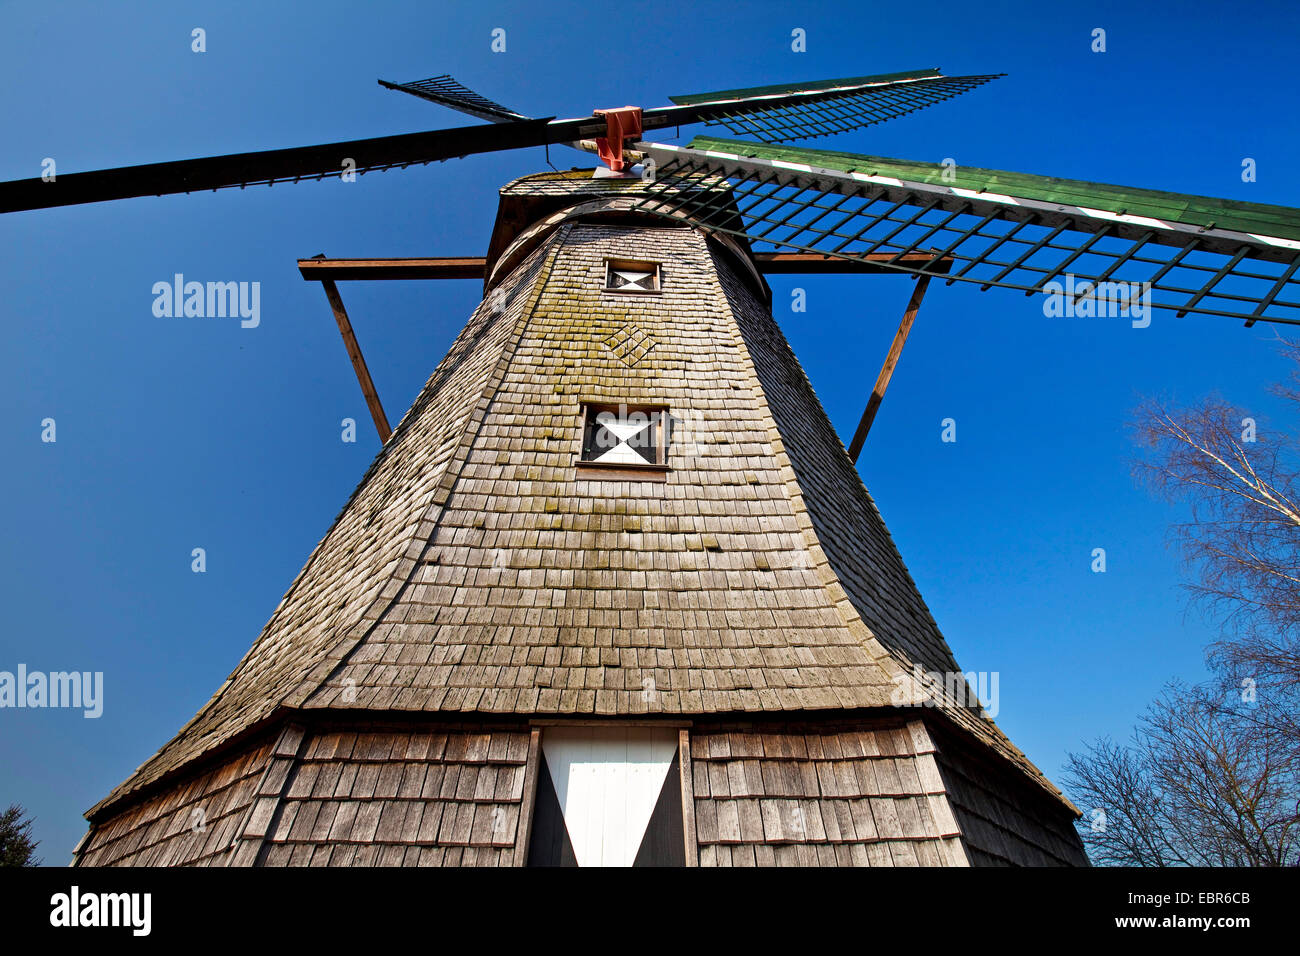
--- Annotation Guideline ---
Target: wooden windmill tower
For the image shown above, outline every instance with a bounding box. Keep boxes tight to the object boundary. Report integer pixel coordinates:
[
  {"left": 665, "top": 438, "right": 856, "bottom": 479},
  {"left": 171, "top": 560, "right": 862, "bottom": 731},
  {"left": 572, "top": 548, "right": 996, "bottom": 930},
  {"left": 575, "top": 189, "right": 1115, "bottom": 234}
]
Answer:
[{"left": 10, "top": 69, "right": 1299, "bottom": 867}]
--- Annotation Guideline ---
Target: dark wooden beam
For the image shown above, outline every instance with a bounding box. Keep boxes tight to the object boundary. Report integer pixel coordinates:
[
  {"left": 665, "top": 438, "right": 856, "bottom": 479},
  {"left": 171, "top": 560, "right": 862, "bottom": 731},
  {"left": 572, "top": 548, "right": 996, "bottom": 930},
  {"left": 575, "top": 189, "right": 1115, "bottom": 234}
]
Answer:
[
  {"left": 846, "top": 274, "right": 932, "bottom": 463},
  {"left": 297, "top": 252, "right": 954, "bottom": 281},
  {"left": 753, "top": 251, "right": 953, "bottom": 275},
  {"left": 0, "top": 118, "right": 562, "bottom": 214},
  {"left": 512, "top": 729, "right": 543, "bottom": 867},
  {"left": 299, "top": 257, "right": 488, "bottom": 281},
  {"left": 319, "top": 279, "right": 392, "bottom": 443},
  {"left": 679, "top": 729, "right": 698, "bottom": 867}
]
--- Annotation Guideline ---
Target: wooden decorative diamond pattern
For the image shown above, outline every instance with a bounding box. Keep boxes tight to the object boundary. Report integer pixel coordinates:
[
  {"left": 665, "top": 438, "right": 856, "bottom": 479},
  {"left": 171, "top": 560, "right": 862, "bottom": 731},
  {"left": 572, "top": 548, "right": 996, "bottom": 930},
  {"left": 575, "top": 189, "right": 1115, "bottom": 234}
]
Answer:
[{"left": 602, "top": 323, "right": 656, "bottom": 368}]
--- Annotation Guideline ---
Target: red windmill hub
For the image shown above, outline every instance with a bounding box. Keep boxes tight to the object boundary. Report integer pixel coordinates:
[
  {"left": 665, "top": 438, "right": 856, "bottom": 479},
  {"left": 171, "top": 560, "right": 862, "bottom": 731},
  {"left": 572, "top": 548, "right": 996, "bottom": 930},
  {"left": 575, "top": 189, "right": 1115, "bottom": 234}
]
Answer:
[{"left": 593, "top": 106, "right": 643, "bottom": 172}]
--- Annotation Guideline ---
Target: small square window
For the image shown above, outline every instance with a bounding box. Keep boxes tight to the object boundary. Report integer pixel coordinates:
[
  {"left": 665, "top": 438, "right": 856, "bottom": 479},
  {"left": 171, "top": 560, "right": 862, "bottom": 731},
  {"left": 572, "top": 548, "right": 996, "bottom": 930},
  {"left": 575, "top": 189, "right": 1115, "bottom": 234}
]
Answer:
[
  {"left": 577, "top": 403, "right": 671, "bottom": 479},
  {"left": 604, "top": 259, "right": 661, "bottom": 294}
]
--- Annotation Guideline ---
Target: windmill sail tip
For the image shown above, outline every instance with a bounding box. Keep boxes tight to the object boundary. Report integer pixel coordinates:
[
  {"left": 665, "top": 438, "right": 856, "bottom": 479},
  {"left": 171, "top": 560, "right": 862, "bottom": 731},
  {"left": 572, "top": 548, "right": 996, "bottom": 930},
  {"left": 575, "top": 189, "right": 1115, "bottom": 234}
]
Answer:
[
  {"left": 657, "top": 70, "right": 1004, "bottom": 147},
  {"left": 378, "top": 74, "right": 530, "bottom": 123}
]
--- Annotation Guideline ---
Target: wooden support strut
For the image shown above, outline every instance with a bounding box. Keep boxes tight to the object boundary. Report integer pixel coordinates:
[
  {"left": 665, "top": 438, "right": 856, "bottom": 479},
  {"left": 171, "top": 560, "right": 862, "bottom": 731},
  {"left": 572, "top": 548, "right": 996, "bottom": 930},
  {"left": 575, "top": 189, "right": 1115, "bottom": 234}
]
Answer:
[
  {"left": 846, "top": 273, "right": 932, "bottom": 463},
  {"left": 298, "top": 253, "right": 949, "bottom": 452},
  {"left": 296, "top": 252, "right": 953, "bottom": 281},
  {"left": 319, "top": 279, "right": 392, "bottom": 443}
]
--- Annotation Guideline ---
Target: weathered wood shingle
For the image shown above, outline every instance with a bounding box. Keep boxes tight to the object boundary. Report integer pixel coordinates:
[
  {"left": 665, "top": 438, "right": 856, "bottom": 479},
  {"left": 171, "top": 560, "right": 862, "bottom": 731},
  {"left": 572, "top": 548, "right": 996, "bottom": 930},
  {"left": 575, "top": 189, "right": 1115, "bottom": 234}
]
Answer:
[{"left": 689, "top": 720, "right": 970, "bottom": 867}]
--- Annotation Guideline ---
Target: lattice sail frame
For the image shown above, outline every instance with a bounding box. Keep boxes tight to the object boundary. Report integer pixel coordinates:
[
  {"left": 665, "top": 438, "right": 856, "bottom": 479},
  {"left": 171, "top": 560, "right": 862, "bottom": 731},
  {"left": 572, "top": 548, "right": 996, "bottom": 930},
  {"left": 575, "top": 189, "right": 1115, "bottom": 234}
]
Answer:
[
  {"left": 0, "top": 69, "right": 1003, "bottom": 213},
  {"left": 633, "top": 138, "right": 1300, "bottom": 326},
  {"left": 668, "top": 71, "right": 1004, "bottom": 144},
  {"left": 378, "top": 75, "right": 531, "bottom": 122}
]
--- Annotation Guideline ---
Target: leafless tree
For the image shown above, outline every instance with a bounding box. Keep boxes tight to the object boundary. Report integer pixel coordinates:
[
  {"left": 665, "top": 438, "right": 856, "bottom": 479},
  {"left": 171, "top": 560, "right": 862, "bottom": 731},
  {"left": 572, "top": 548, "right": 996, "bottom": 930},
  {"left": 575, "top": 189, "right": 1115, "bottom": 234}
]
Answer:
[
  {"left": 1066, "top": 681, "right": 1299, "bottom": 866},
  {"left": 1132, "top": 355, "right": 1300, "bottom": 720},
  {"left": 1071, "top": 681, "right": 1294, "bottom": 868},
  {"left": 1068, "top": 340, "right": 1300, "bottom": 865}
]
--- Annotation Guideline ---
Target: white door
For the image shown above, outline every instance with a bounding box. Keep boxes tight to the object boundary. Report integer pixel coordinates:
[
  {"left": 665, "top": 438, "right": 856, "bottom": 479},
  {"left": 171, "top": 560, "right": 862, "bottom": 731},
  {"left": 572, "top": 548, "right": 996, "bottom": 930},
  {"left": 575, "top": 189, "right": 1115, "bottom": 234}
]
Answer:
[{"left": 539, "top": 726, "right": 679, "bottom": 867}]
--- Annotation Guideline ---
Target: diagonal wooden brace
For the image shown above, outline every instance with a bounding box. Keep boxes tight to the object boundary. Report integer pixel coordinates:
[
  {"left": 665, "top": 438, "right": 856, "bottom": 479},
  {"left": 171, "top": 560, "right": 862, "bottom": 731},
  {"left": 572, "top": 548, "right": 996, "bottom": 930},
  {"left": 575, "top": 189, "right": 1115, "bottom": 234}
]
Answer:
[
  {"left": 319, "top": 279, "right": 392, "bottom": 443},
  {"left": 847, "top": 273, "right": 932, "bottom": 462}
]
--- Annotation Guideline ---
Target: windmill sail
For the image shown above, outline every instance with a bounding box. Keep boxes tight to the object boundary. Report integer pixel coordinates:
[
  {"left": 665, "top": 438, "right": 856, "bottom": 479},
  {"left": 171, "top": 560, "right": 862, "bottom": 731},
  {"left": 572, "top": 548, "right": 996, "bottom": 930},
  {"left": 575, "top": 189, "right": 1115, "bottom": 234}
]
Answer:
[
  {"left": 634, "top": 136, "right": 1300, "bottom": 326},
  {"left": 0, "top": 69, "right": 998, "bottom": 213},
  {"left": 0, "top": 118, "right": 558, "bottom": 213},
  {"left": 378, "top": 75, "right": 532, "bottom": 122},
  {"left": 667, "top": 69, "right": 1004, "bottom": 144}
]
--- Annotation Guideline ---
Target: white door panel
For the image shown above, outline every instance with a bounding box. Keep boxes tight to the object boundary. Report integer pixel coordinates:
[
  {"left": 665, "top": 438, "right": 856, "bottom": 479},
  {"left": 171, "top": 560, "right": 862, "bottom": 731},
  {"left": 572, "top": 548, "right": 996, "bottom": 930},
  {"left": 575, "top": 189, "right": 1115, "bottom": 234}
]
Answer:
[{"left": 541, "top": 726, "right": 677, "bottom": 867}]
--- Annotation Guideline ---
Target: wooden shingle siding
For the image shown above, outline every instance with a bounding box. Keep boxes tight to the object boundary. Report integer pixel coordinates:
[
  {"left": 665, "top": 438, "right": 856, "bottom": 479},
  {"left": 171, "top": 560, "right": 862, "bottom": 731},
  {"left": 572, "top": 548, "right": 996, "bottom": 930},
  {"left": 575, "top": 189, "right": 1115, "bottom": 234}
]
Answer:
[
  {"left": 77, "top": 724, "right": 531, "bottom": 867},
  {"left": 689, "top": 720, "right": 969, "bottom": 867},
  {"left": 713, "top": 240, "right": 1075, "bottom": 809},
  {"left": 256, "top": 727, "right": 530, "bottom": 867},
  {"left": 87, "top": 233, "right": 565, "bottom": 816},
  {"left": 226, "top": 723, "right": 309, "bottom": 865},
  {"left": 74, "top": 736, "right": 275, "bottom": 867},
  {"left": 717, "top": 258, "right": 961, "bottom": 679},
  {"left": 301, "top": 219, "right": 900, "bottom": 719},
  {"left": 929, "top": 726, "right": 1089, "bottom": 867}
]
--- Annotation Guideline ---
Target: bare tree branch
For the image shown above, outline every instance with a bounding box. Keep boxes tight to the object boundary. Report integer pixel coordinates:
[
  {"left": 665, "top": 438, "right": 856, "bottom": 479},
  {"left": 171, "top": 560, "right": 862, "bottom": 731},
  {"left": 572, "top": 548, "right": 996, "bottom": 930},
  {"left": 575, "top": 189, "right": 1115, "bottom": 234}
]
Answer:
[
  {"left": 1071, "top": 340, "right": 1300, "bottom": 865},
  {"left": 1066, "top": 683, "right": 1300, "bottom": 866}
]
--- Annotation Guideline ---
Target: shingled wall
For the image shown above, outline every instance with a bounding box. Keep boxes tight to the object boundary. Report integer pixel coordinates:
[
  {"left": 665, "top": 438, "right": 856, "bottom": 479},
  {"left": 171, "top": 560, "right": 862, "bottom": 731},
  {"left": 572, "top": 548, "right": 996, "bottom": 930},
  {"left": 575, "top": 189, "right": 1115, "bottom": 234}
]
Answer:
[
  {"left": 74, "top": 735, "right": 275, "bottom": 867},
  {"left": 76, "top": 716, "right": 1084, "bottom": 866},
  {"left": 84, "top": 234, "right": 563, "bottom": 817},
  {"left": 690, "top": 719, "right": 969, "bottom": 866},
  {"left": 302, "top": 219, "right": 904, "bottom": 716},
  {"left": 254, "top": 726, "right": 530, "bottom": 866},
  {"left": 929, "top": 725, "right": 1089, "bottom": 866}
]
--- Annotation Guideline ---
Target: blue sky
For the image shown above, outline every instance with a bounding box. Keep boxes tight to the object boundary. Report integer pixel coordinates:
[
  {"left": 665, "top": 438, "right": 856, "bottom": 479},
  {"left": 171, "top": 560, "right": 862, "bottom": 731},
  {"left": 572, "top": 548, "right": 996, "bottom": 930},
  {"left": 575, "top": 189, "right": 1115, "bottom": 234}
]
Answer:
[{"left": 2, "top": 0, "right": 1298, "bottom": 863}]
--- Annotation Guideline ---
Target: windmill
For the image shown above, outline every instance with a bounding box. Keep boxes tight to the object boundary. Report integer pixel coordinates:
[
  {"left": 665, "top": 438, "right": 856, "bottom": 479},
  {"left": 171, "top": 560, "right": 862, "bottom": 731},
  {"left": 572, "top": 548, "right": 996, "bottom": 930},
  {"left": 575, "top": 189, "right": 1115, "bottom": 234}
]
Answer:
[{"left": 12, "top": 67, "right": 1297, "bottom": 867}]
